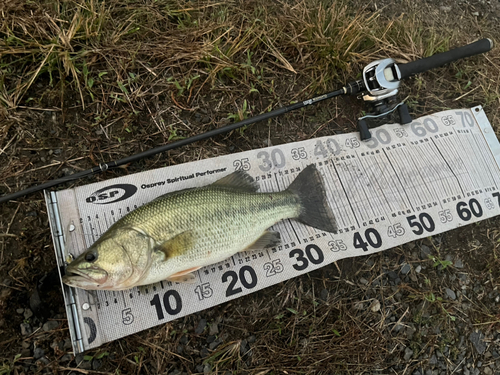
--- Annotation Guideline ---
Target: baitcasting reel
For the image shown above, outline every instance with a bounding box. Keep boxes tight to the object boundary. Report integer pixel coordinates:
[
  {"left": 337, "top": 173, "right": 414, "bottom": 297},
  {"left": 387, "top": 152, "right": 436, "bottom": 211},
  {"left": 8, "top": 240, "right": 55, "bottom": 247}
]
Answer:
[
  {"left": 344, "top": 38, "right": 494, "bottom": 140},
  {"left": 355, "top": 58, "right": 412, "bottom": 140}
]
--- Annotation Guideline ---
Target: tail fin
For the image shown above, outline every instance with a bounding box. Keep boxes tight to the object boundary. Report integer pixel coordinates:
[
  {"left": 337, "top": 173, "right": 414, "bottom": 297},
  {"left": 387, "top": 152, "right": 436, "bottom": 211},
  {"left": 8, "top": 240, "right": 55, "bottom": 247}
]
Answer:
[{"left": 287, "top": 164, "right": 338, "bottom": 233}]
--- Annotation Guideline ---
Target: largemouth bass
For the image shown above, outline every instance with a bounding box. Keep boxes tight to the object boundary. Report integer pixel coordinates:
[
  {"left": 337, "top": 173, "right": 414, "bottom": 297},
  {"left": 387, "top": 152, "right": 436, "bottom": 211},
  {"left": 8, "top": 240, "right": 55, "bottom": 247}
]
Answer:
[{"left": 62, "top": 164, "right": 337, "bottom": 290}]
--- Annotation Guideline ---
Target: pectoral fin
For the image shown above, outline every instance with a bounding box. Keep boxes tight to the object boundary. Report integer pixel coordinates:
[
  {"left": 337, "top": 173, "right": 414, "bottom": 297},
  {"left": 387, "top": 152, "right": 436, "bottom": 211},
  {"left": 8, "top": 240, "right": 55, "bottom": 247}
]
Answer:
[
  {"left": 243, "top": 231, "right": 281, "bottom": 252},
  {"left": 155, "top": 231, "right": 194, "bottom": 259}
]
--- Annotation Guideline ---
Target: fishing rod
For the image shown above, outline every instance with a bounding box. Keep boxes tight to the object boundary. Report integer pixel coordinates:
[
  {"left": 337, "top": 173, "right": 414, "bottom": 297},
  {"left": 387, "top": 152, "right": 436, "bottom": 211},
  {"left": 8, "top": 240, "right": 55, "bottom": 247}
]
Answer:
[{"left": 0, "top": 38, "right": 493, "bottom": 204}]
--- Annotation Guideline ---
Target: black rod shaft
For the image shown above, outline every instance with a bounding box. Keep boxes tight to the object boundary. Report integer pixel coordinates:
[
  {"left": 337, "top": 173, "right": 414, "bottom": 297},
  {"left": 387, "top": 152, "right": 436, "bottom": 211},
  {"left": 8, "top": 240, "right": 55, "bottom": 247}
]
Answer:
[{"left": 0, "top": 88, "right": 345, "bottom": 204}]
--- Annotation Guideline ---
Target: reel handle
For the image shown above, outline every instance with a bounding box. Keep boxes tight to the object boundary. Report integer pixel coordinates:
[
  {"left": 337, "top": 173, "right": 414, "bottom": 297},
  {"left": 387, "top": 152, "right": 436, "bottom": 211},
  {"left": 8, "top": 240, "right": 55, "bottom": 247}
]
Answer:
[{"left": 398, "top": 38, "right": 493, "bottom": 79}]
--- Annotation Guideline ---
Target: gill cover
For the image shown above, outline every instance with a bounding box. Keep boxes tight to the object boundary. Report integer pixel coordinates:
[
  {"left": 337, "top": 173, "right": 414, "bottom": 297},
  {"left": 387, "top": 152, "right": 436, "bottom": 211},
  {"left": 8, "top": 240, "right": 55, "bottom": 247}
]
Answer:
[{"left": 63, "top": 226, "right": 155, "bottom": 290}]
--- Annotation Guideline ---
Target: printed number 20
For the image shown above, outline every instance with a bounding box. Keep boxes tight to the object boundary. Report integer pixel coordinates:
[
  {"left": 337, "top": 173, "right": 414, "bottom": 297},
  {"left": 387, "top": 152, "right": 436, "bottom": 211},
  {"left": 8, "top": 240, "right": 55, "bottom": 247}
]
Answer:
[{"left": 222, "top": 266, "right": 257, "bottom": 297}]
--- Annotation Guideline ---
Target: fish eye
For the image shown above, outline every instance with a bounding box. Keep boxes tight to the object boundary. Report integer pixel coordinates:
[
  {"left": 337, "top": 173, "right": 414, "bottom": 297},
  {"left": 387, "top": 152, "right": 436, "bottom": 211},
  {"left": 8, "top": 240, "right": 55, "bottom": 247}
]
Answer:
[{"left": 85, "top": 251, "right": 98, "bottom": 262}]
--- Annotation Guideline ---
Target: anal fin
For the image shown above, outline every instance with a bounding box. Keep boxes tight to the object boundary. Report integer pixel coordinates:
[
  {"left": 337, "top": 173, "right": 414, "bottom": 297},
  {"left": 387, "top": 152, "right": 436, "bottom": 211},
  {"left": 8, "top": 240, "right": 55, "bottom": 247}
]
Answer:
[
  {"left": 242, "top": 231, "right": 281, "bottom": 252},
  {"left": 167, "top": 266, "right": 201, "bottom": 284}
]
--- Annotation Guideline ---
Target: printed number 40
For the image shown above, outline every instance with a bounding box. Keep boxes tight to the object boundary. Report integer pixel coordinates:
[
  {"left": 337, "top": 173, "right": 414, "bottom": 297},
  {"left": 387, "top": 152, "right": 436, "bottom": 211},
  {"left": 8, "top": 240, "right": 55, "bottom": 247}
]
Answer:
[{"left": 353, "top": 228, "right": 382, "bottom": 252}]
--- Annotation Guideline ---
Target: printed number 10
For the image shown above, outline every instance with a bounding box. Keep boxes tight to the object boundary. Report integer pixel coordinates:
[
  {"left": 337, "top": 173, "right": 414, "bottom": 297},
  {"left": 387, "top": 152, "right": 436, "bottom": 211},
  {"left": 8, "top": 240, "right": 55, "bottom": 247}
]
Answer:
[{"left": 150, "top": 290, "right": 182, "bottom": 320}]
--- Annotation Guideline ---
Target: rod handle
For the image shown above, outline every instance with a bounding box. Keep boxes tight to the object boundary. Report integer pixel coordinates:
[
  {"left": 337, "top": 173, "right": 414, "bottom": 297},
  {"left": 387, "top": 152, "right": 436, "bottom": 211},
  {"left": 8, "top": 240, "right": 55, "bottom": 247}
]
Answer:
[{"left": 398, "top": 38, "right": 493, "bottom": 79}]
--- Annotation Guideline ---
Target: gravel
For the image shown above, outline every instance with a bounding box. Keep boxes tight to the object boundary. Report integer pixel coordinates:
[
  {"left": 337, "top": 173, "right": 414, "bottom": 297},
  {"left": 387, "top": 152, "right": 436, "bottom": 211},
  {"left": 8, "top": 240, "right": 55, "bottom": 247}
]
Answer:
[
  {"left": 401, "top": 264, "right": 411, "bottom": 275},
  {"left": 209, "top": 323, "right": 219, "bottom": 336},
  {"left": 33, "top": 347, "right": 45, "bottom": 360},
  {"left": 469, "top": 331, "right": 487, "bottom": 355},
  {"left": 444, "top": 287, "right": 457, "bottom": 300},
  {"left": 404, "top": 347, "right": 414, "bottom": 361},
  {"left": 42, "top": 320, "right": 59, "bottom": 331},
  {"left": 20, "top": 323, "right": 32, "bottom": 336},
  {"left": 195, "top": 319, "right": 207, "bottom": 335}
]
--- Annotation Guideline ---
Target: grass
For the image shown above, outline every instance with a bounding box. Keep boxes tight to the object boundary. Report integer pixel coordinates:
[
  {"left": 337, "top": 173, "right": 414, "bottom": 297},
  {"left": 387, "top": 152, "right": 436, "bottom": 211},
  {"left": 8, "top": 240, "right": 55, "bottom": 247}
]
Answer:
[
  {"left": 2, "top": 0, "right": 500, "bottom": 374},
  {"left": 0, "top": 0, "right": 461, "bottom": 116}
]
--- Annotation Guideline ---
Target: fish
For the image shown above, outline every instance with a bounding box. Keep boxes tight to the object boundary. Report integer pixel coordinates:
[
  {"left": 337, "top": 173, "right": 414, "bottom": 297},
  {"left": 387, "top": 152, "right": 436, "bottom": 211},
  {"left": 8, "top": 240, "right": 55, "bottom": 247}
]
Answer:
[{"left": 62, "top": 164, "right": 337, "bottom": 290}]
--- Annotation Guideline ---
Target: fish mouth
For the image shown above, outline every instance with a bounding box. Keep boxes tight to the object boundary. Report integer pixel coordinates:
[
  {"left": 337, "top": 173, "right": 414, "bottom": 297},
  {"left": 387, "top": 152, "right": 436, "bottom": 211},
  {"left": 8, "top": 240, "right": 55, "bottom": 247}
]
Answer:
[{"left": 62, "top": 267, "right": 108, "bottom": 289}]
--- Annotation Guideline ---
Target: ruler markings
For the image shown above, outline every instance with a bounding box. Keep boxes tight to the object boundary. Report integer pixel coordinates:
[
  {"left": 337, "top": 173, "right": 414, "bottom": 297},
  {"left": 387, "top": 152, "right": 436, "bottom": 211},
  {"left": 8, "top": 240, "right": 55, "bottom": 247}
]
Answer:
[
  {"left": 413, "top": 141, "right": 445, "bottom": 204},
  {"left": 342, "top": 156, "right": 371, "bottom": 222},
  {"left": 322, "top": 162, "right": 351, "bottom": 229},
  {"left": 471, "top": 133, "right": 499, "bottom": 188},
  {"left": 382, "top": 148, "right": 415, "bottom": 212},
  {"left": 437, "top": 135, "right": 473, "bottom": 192},
  {"left": 363, "top": 154, "right": 388, "bottom": 219},
  {"left": 421, "top": 140, "right": 453, "bottom": 202},
  {"left": 408, "top": 142, "right": 436, "bottom": 206},
  {"left": 371, "top": 152, "right": 400, "bottom": 214},
  {"left": 357, "top": 153, "right": 391, "bottom": 219},
  {"left": 466, "top": 130, "right": 492, "bottom": 189},
  {"left": 386, "top": 147, "right": 422, "bottom": 207},
  {"left": 456, "top": 131, "right": 483, "bottom": 189},
  {"left": 453, "top": 130, "right": 484, "bottom": 191},
  {"left": 353, "top": 151, "right": 381, "bottom": 219},
  {"left": 412, "top": 142, "right": 443, "bottom": 206},
  {"left": 440, "top": 140, "right": 467, "bottom": 195},
  {"left": 330, "top": 160, "right": 360, "bottom": 228},
  {"left": 103, "top": 212, "right": 109, "bottom": 231},
  {"left": 400, "top": 142, "right": 434, "bottom": 206},
  {"left": 457, "top": 129, "right": 484, "bottom": 190},
  {"left": 372, "top": 151, "right": 406, "bottom": 213}
]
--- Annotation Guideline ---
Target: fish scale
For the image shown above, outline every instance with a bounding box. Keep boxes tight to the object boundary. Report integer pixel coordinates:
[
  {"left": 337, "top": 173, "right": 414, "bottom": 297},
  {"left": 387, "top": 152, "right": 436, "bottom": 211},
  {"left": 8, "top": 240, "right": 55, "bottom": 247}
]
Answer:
[
  {"left": 138, "top": 188, "right": 300, "bottom": 285},
  {"left": 62, "top": 165, "right": 337, "bottom": 290}
]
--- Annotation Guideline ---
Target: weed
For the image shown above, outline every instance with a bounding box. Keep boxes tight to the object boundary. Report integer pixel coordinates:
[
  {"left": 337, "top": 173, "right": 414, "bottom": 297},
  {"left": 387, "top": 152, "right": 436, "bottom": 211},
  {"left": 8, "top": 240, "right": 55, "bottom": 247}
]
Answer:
[
  {"left": 228, "top": 99, "right": 251, "bottom": 123},
  {"left": 203, "top": 341, "right": 242, "bottom": 370},
  {"left": 428, "top": 255, "right": 453, "bottom": 270},
  {"left": 0, "top": 354, "right": 21, "bottom": 375}
]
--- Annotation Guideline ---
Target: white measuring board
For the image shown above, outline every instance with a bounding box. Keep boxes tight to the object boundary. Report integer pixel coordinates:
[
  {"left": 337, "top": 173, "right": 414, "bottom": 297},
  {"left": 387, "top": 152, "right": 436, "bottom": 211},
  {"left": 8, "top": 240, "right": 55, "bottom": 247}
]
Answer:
[{"left": 46, "top": 106, "right": 500, "bottom": 353}]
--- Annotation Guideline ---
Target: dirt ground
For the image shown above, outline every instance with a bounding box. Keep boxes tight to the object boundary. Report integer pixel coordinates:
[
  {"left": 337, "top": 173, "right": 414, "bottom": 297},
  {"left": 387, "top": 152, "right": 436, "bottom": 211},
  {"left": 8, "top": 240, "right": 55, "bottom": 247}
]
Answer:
[{"left": 2, "top": 0, "right": 500, "bottom": 374}]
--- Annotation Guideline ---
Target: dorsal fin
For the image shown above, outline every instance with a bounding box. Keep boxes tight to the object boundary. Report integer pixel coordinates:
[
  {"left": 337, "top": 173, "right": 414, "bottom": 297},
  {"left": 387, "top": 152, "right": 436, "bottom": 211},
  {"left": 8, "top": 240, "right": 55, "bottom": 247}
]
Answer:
[{"left": 212, "top": 171, "right": 259, "bottom": 192}]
